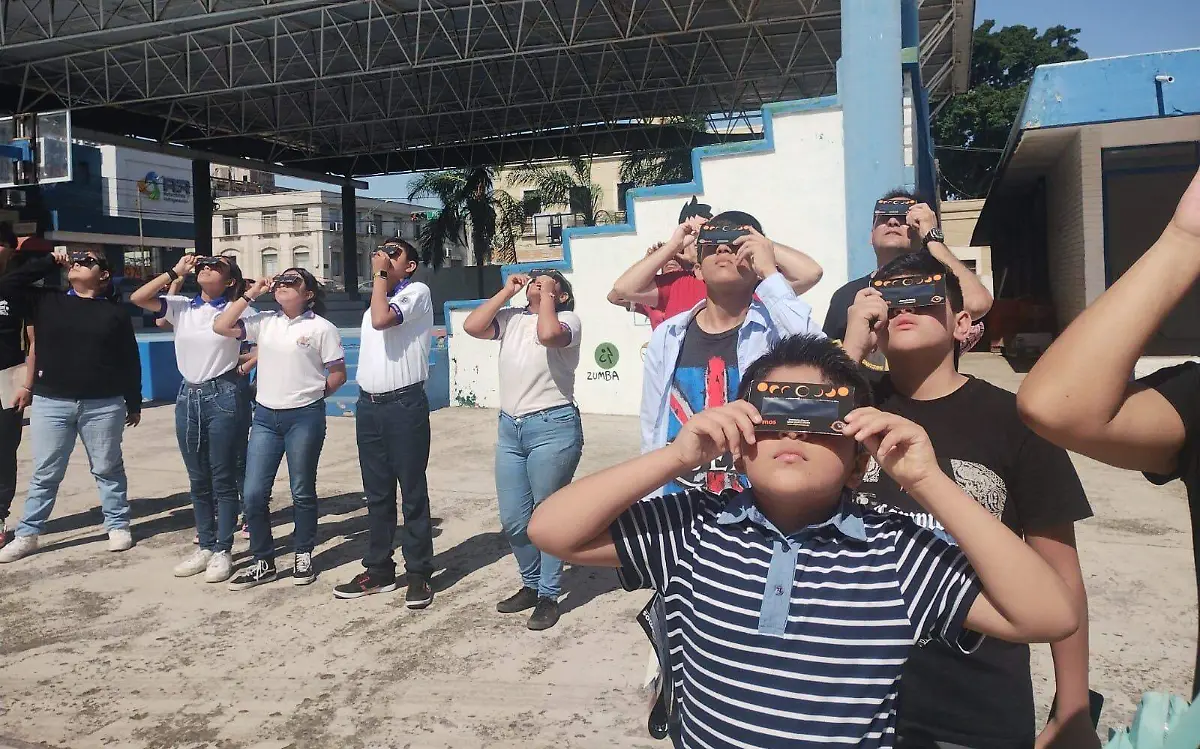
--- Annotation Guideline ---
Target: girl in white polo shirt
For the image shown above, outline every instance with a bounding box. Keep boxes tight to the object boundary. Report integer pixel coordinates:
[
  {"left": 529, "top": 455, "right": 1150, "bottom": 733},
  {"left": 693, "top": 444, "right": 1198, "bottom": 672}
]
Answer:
[
  {"left": 213, "top": 267, "right": 346, "bottom": 590},
  {"left": 462, "top": 270, "right": 583, "bottom": 631},
  {"left": 130, "top": 253, "right": 251, "bottom": 583}
]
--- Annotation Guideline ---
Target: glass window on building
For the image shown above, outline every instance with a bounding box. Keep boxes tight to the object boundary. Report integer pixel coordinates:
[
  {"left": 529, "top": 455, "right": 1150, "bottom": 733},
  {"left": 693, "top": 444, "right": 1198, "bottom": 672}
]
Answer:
[
  {"left": 293, "top": 208, "right": 308, "bottom": 231},
  {"left": 223, "top": 215, "right": 238, "bottom": 235},
  {"left": 331, "top": 251, "right": 342, "bottom": 278},
  {"left": 262, "top": 249, "right": 279, "bottom": 277},
  {"left": 292, "top": 248, "right": 311, "bottom": 271},
  {"left": 262, "top": 210, "right": 278, "bottom": 234},
  {"left": 522, "top": 190, "right": 542, "bottom": 216}
]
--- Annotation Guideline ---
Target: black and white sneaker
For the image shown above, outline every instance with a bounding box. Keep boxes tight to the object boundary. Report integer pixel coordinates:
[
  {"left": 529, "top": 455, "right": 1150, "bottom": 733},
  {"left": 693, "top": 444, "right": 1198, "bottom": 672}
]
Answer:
[
  {"left": 227, "top": 559, "right": 277, "bottom": 591},
  {"left": 292, "top": 552, "right": 316, "bottom": 586},
  {"left": 405, "top": 574, "right": 434, "bottom": 609},
  {"left": 333, "top": 571, "right": 397, "bottom": 599}
]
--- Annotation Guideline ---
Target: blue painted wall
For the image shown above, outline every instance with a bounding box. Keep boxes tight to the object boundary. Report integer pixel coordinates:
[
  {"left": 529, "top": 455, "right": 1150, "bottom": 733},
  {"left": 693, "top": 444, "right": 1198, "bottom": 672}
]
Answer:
[{"left": 1020, "top": 48, "right": 1200, "bottom": 130}]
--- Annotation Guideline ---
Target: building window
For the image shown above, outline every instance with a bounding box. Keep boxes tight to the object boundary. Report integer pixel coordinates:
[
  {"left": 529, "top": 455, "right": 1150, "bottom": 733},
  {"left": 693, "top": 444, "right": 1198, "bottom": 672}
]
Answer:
[
  {"left": 292, "top": 208, "right": 308, "bottom": 231},
  {"left": 262, "top": 249, "right": 279, "bottom": 277},
  {"left": 617, "top": 181, "right": 633, "bottom": 210},
  {"left": 522, "top": 189, "right": 542, "bottom": 216},
  {"left": 569, "top": 185, "right": 591, "bottom": 216},
  {"left": 223, "top": 216, "right": 238, "bottom": 235},
  {"left": 292, "top": 247, "right": 311, "bottom": 271},
  {"left": 261, "top": 210, "right": 278, "bottom": 234},
  {"left": 331, "top": 251, "right": 342, "bottom": 279}
]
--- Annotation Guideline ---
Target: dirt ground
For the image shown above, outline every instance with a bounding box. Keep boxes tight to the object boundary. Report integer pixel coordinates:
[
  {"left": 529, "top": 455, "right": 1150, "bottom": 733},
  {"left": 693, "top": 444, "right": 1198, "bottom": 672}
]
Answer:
[{"left": 0, "top": 354, "right": 1194, "bottom": 748}]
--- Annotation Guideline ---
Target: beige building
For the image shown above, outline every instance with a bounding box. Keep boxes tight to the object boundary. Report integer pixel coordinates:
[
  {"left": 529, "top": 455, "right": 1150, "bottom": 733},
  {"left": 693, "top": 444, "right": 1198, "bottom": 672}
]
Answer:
[
  {"left": 940, "top": 198, "right": 994, "bottom": 298},
  {"left": 213, "top": 191, "right": 467, "bottom": 289}
]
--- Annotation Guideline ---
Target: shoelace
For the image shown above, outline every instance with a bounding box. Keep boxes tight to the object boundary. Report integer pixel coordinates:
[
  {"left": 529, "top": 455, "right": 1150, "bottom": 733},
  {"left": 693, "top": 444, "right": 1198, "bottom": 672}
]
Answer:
[{"left": 295, "top": 553, "right": 311, "bottom": 573}]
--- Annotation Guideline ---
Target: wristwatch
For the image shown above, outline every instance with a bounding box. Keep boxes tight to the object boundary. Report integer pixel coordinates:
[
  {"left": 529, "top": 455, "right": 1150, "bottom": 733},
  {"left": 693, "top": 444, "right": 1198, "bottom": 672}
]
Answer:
[
  {"left": 375, "top": 270, "right": 388, "bottom": 280},
  {"left": 923, "top": 227, "right": 945, "bottom": 247}
]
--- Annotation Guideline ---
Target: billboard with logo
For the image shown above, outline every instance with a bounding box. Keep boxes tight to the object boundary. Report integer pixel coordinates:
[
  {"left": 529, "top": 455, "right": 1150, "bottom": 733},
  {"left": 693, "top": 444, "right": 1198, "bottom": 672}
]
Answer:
[{"left": 100, "top": 146, "right": 194, "bottom": 224}]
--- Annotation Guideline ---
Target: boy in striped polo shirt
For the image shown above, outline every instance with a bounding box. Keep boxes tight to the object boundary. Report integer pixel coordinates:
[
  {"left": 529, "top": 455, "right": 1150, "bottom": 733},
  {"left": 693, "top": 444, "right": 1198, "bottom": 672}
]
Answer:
[{"left": 529, "top": 335, "right": 1078, "bottom": 748}]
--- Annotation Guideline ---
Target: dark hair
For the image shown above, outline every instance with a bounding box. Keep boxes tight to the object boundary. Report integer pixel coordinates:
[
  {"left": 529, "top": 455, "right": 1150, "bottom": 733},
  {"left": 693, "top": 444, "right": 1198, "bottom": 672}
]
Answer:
[
  {"left": 216, "top": 255, "right": 247, "bottom": 302},
  {"left": 678, "top": 196, "right": 713, "bottom": 224},
  {"left": 710, "top": 210, "right": 763, "bottom": 234},
  {"left": 382, "top": 239, "right": 421, "bottom": 268},
  {"left": 737, "top": 335, "right": 873, "bottom": 409},
  {"left": 283, "top": 267, "right": 326, "bottom": 316},
  {"left": 0, "top": 222, "right": 16, "bottom": 250},
  {"left": 878, "top": 188, "right": 921, "bottom": 203},
  {"left": 876, "top": 252, "right": 963, "bottom": 313},
  {"left": 534, "top": 269, "right": 575, "bottom": 312}
]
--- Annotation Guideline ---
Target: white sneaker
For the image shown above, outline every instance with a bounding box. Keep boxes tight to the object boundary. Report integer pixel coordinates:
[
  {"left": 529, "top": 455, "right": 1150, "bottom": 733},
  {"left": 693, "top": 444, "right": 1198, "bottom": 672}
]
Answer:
[
  {"left": 173, "top": 548, "right": 212, "bottom": 577},
  {"left": 205, "top": 551, "right": 233, "bottom": 583},
  {"left": 0, "top": 534, "right": 37, "bottom": 563},
  {"left": 108, "top": 528, "right": 133, "bottom": 552}
]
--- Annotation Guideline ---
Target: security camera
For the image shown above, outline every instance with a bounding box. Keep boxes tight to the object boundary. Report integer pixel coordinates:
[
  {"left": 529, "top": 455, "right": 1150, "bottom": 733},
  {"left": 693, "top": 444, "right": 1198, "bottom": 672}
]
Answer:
[{"left": 1155, "top": 75, "right": 1175, "bottom": 83}]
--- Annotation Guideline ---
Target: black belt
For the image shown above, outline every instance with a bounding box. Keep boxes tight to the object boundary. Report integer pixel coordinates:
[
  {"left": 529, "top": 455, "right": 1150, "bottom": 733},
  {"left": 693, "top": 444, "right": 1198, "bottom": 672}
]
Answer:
[
  {"left": 359, "top": 382, "right": 425, "bottom": 404},
  {"left": 183, "top": 368, "right": 242, "bottom": 389}
]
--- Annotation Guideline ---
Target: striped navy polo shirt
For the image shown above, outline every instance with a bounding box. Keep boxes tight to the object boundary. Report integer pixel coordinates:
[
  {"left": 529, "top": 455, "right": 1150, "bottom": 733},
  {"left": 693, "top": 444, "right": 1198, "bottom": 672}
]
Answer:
[{"left": 612, "top": 487, "right": 981, "bottom": 748}]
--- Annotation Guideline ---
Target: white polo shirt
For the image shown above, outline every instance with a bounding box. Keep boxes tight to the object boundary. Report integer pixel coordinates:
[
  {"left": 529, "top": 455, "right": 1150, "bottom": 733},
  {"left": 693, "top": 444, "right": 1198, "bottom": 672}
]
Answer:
[
  {"left": 357, "top": 279, "right": 434, "bottom": 394},
  {"left": 240, "top": 310, "right": 344, "bottom": 410},
  {"left": 160, "top": 294, "right": 248, "bottom": 384},
  {"left": 494, "top": 307, "right": 582, "bottom": 417}
]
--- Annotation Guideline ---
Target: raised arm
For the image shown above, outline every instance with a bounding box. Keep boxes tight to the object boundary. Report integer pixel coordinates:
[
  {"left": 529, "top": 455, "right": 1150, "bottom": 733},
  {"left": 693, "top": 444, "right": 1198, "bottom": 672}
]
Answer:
[
  {"left": 530, "top": 401, "right": 760, "bottom": 567},
  {"left": 771, "top": 242, "right": 824, "bottom": 295},
  {"left": 368, "top": 251, "right": 401, "bottom": 330},
  {"left": 842, "top": 409, "right": 1078, "bottom": 643},
  {"left": 608, "top": 223, "right": 697, "bottom": 307},
  {"left": 214, "top": 277, "right": 268, "bottom": 339},
  {"left": 908, "top": 204, "right": 993, "bottom": 320},
  {"left": 1017, "top": 166, "right": 1200, "bottom": 475},
  {"left": 0, "top": 252, "right": 61, "bottom": 295},
  {"left": 463, "top": 274, "right": 525, "bottom": 339},
  {"left": 131, "top": 254, "right": 194, "bottom": 312}
]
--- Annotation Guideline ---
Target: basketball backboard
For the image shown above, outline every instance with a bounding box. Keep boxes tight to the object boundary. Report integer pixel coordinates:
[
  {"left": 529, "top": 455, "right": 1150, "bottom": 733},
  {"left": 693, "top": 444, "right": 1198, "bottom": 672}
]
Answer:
[{"left": 0, "top": 110, "right": 73, "bottom": 188}]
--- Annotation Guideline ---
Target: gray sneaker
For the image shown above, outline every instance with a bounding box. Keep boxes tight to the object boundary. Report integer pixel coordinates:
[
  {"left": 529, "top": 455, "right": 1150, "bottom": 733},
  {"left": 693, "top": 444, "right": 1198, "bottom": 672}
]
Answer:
[
  {"left": 173, "top": 548, "right": 212, "bottom": 577},
  {"left": 204, "top": 551, "right": 233, "bottom": 583}
]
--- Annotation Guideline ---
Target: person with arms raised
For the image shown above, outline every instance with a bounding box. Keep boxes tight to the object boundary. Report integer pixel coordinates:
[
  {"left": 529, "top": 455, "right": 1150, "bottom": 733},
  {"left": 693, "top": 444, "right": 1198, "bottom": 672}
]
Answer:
[
  {"left": 0, "top": 248, "right": 141, "bottom": 563},
  {"left": 1017, "top": 165, "right": 1200, "bottom": 700}
]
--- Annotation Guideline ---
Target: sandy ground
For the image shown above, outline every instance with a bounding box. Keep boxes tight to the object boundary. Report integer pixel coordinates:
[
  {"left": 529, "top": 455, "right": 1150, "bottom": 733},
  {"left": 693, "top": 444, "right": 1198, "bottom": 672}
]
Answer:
[{"left": 0, "top": 354, "right": 1194, "bottom": 748}]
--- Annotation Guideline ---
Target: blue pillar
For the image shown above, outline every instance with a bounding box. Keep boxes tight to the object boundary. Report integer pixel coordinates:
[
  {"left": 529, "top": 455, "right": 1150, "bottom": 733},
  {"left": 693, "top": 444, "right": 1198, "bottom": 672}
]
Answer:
[{"left": 841, "top": 0, "right": 906, "bottom": 279}]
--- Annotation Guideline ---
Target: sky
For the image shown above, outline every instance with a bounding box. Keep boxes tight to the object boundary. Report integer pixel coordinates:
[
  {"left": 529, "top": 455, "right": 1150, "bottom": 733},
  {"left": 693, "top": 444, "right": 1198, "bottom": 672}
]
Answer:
[{"left": 279, "top": 0, "right": 1200, "bottom": 200}]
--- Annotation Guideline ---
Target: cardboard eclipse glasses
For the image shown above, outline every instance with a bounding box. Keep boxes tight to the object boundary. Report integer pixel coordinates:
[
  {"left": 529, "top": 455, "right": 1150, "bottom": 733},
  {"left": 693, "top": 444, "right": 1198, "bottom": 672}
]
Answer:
[
  {"left": 696, "top": 223, "right": 752, "bottom": 261},
  {"left": 872, "top": 273, "right": 947, "bottom": 309},
  {"left": 743, "top": 381, "right": 856, "bottom": 435}
]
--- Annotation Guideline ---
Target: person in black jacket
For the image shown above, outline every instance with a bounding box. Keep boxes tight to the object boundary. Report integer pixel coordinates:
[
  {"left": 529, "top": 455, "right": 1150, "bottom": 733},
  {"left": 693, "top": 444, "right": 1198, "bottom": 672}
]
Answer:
[
  {"left": 0, "top": 223, "right": 36, "bottom": 551},
  {"left": 0, "top": 248, "right": 142, "bottom": 563}
]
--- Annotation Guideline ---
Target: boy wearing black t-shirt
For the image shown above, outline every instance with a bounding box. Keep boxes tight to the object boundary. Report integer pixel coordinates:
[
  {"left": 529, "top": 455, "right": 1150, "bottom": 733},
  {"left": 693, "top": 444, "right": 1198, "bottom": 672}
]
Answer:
[
  {"left": 1018, "top": 165, "right": 1200, "bottom": 700},
  {"left": 842, "top": 253, "right": 1096, "bottom": 749}
]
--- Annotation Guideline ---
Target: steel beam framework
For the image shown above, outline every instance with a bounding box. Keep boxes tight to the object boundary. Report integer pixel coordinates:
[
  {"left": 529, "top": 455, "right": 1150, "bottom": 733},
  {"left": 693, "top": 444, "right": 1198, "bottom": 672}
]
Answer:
[{"left": 0, "top": 0, "right": 970, "bottom": 177}]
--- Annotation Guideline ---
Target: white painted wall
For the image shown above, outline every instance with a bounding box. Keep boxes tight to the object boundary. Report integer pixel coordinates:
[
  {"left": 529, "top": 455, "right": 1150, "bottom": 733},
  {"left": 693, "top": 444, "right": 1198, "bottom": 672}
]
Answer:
[
  {"left": 449, "top": 104, "right": 847, "bottom": 416},
  {"left": 99, "top": 145, "right": 194, "bottom": 224}
]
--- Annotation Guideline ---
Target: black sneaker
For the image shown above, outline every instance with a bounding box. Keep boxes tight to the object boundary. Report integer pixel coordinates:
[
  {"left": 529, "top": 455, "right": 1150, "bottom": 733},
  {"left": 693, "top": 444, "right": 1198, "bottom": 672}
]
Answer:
[
  {"left": 496, "top": 586, "right": 539, "bottom": 614},
  {"left": 226, "top": 559, "right": 277, "bottom": 591},
  {"left": 527, "top": 597, "right": 560, "bottom": 631},
  {"left": 333, "top": 571, "right": 398, "bottom": 599},
  {"left": 405, "top": 574, "right": 434, "bottom": 610},
  {"left": 292, "top": 552, "right": 316, "bottom": 586}
]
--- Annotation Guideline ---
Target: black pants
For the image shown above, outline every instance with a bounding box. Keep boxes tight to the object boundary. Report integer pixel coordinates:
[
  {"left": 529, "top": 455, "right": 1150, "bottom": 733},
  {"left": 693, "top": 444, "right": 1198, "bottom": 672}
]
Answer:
[
  {"left": 0, "top": 406, "right": 23, "bottom": 524},
  {"left": 356, "top": 387, "right": 434, "bottom": 579}
]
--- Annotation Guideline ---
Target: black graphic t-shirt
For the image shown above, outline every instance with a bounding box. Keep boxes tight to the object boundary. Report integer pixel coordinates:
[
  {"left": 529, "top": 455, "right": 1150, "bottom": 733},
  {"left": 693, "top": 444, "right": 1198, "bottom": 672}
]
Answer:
[
  {"left": 1139, "top": 362, "right": 1200, "bottom": 698},
  {"left": 823, "top": 273, "right": 889, "bottom": 372},
  {"left": 859, "top": 375, "right": 1093, "bottom": 748},
  {"left": 663, "top": 321, "right": 747, "bottom": 494}
]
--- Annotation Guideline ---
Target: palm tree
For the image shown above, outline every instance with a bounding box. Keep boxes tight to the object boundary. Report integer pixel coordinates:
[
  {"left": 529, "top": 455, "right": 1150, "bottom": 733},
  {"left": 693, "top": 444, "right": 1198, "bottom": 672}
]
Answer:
[
  {"left": 506, "top": 156, "right": 607, "bottom": 227},
  {"left": 618, "top": 115, "right": 709, "bottom": 188},
  {"left": 407, "top": 167, "right": 525, "bottom": 294}
]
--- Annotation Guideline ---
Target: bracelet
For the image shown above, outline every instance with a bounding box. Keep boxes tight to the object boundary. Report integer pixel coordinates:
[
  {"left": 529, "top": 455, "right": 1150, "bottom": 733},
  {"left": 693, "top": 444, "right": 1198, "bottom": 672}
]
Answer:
[
  {"left": 241, "top": 294, "right": 255, "bottom": 304},
  {"left": 165, "top": 269, "right": 180, "bottom": 282}
]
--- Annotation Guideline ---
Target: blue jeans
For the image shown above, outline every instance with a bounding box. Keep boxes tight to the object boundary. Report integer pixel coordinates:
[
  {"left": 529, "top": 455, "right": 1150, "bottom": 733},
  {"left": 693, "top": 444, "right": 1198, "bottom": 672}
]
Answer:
[
  {"left": 243, "top": 400, "right": 326, "bottom": 563},
  {"left": 17, "top": 395, "right": 129, "bottom": 536},
  {"left": 495, "top": 404, "right": 583, "bottom": 599},
  {"left": 175, "top": 375, "right": 250, "bottom": 553}
]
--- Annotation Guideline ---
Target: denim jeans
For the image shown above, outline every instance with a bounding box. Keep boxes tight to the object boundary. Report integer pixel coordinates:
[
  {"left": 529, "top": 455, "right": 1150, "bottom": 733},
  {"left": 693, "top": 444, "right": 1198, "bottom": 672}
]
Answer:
[
  {"left": 243, "top": 400, "right": 326, "bottom": 563},
  {"left": 495, "top": 404, "right": 583, "bottom": 599},
  {"left": 357, "top": 387, "right": 433, "bottom": 579},
  {"left": 16, "top": 395, "right": 129, "bottom": 536},
  {"left": 175, "top": 375, "right": 250, "bottom": 553},
  {"left": 0, "top": 406, "right": 23, "bottom": 524}
]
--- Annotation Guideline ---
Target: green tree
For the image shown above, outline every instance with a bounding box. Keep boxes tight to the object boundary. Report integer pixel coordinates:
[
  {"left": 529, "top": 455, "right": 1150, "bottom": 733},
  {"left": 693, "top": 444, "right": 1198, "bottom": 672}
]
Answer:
[
  {"left": 507, "top": 156, "right": 608, "bottom": 226},
  {"left": 406, "top": 167, "right": 525, "bottom": 291},
  {"left": 618, "top": 115, "right": 708, "bottom": 189},
  {"left": 933, "top": 20, "right": 1087, "bottom": 199}
]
